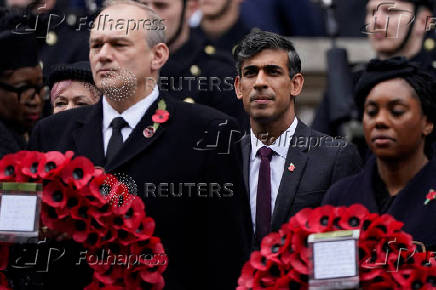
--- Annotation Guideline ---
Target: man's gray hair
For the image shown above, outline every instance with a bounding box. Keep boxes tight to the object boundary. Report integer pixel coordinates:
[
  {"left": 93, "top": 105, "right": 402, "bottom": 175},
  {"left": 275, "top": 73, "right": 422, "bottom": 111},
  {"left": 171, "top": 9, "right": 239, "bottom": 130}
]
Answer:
[{"left": 101, "top": 0, "right": 166, "bottom": 48}]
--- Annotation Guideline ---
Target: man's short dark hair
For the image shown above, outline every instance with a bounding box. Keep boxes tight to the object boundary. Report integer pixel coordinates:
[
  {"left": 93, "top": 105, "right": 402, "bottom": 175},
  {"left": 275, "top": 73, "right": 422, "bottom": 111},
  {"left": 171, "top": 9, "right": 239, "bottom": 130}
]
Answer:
[{"left": 233, "top": 30, "right": 301, "bottom": 78}]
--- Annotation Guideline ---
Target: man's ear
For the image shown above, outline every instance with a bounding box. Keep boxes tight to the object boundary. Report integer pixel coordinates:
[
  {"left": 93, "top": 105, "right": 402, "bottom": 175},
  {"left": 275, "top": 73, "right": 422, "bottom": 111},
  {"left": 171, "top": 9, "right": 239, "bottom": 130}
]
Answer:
[
  {"left": 234, "top": 75, "right": 243, "bottom": 100},
  {"left": 290, "top": 73, "right": 304, "bottom": 96},
  {"left": 151, "top": 43, "right": 169, "bottom": 71},
  {"left": 186, "top": 0, "right": 199, "bottom": 20}
]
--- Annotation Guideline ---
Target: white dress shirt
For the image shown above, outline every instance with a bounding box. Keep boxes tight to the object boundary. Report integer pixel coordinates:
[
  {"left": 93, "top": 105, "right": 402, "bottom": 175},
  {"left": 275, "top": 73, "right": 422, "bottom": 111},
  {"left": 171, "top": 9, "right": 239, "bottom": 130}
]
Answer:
[
  {"left": 102, "top": 85, "right": 159, "bottom": 155},
  {"left": 249, "top": 118, "right": 298, "bottom": 230}
]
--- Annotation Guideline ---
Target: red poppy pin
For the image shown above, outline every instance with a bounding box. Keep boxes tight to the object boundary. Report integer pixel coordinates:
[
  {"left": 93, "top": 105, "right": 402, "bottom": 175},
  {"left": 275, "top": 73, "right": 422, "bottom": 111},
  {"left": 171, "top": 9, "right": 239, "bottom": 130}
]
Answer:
[
  {"left": 144, "top": 100, "right": 169, "bottom": 139},
  {"left": 288, "top": 162, "right": 295, "bottom": 172},
  {"left": 424, "top": 189, "right": 436, "bottom": 205}
]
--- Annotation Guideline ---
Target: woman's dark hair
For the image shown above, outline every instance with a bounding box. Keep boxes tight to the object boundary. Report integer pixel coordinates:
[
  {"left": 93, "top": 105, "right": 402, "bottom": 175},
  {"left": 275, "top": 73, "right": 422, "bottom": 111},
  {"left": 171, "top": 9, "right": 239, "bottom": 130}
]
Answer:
[
  {"left": 232, "top": 30, "right": 301, "bottom": 78},
  {"left": 355, "top": 56, "right": 436, "bottom": 157}
]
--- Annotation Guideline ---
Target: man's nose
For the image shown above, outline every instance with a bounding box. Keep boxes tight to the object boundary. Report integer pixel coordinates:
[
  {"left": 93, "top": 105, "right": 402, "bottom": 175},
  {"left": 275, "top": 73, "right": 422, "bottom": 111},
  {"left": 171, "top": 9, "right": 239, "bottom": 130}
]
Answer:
[
  {"left": 254, "top": 70, "right": 268, "bottom": 90},
  {"left": 97, "top": 43, "right": 113, "bottom": 62},
  {"left": 373, "top": 10, "right": 388, "bottom": 30}
]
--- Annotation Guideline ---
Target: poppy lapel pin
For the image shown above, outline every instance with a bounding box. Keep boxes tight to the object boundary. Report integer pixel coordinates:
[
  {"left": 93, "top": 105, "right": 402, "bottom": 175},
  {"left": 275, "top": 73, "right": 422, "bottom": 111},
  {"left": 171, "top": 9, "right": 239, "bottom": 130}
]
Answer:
[
  {"left": 424, "top": 189, "right": 436, "bottom": 205},
  {"left": 143, "top": 99, "right": 169, "bottom": 139},
  {"left": 288, "top": 162, "right": 295, "bottom": 172}
]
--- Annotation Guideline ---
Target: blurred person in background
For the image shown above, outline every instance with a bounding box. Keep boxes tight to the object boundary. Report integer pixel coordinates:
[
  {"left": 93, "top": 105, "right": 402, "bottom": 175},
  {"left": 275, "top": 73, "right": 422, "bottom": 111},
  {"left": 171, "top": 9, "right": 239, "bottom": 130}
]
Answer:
[
  {"left": 49, "top": 61, "right": 100, "bottom": 114},
  {"left": 2, "top": 0, "right": 95, "bottom": 118},
  {"left": 3, "top": 0, "right": 91, "bottom": 76},
  {"left": 140, "top": 0, "right": 249, "bottom": 129},
  {"left": 323, "top": 57, "right": 436, "bottom": 249},
  {"left": 193, "top": 0, "right": 251, "bottom": 54},
  {"left": 239, "top": 0, "right": 325, "bottom": 36},
  {"left": 0, "top": 23, "right": 45, "bottom": 158},
  {"left": 312, "top": 0, "right": 435, "bottom": 150}
]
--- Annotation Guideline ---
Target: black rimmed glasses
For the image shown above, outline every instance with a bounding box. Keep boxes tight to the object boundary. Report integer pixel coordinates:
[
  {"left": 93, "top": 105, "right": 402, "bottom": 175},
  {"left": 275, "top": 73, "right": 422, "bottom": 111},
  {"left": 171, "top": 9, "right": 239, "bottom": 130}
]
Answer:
[{"left": 0, "top": 82, "right": 47, "bottom": 101}]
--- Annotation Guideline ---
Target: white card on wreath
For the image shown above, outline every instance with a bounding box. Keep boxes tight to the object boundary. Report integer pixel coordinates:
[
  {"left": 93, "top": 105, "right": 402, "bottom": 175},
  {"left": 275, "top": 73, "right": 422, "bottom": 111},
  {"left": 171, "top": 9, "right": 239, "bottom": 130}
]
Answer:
[
  {"left": 0, "top": 195, "right": 37, "bottom": 231},
  {"left": 313, "top": 239, "right": 356, "bottom": 279}
]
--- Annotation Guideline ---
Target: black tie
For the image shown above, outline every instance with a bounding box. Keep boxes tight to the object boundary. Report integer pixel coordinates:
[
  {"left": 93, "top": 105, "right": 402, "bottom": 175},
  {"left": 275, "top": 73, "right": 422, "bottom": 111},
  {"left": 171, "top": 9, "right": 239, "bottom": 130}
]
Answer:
[{"left": 106, "top": 117, "right": 128, "bottom": 166}]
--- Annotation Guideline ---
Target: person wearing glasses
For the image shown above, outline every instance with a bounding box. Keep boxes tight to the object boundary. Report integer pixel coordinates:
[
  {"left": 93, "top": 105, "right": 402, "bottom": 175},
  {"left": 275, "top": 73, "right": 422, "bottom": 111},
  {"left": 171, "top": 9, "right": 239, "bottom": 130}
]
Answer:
[
  {"left": 0, "top": 29, "right": 45, "bottom": 158},
  {"left": 48, "top": 61, "right": 100, "bottom": 114}
]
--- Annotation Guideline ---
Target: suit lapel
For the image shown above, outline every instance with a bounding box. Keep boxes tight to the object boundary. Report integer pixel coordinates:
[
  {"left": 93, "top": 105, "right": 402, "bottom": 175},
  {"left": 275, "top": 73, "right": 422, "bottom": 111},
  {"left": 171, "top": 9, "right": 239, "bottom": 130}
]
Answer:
[
  {"left": 271, "top": 120, "right": 309, "bottom": 231},
  {"left": 240, "top": 134, "right": 251, "bottom": 196},
  {"left": 72, "top": 100, "right": 105, "bottom": 167},
  {"left": 105, "top": 94, "right": 169, "bottom": 172}
]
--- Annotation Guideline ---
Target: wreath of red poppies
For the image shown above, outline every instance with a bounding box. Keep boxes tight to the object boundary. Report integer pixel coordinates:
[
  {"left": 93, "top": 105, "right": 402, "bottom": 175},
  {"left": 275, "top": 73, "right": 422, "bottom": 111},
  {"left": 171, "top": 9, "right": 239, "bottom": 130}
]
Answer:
[
  {"left": 0, "top": 151, "right": 167, "bottom": 290},
  {"left": 238, "top": 204, "right": 436, "bottom": 289}
]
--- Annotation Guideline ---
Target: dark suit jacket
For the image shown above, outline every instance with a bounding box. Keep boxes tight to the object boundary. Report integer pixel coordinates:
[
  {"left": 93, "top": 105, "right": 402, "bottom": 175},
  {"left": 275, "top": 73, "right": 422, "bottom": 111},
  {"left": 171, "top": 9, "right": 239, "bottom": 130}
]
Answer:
[
  {"left": 241, "top": 120, "right": 361, "bottom": 237},
  {"left": 28, "top": 94, "right": 252, "bottom": 290},
  {"left": 322, "top": 156, "right": 436, "bottom": 248}
]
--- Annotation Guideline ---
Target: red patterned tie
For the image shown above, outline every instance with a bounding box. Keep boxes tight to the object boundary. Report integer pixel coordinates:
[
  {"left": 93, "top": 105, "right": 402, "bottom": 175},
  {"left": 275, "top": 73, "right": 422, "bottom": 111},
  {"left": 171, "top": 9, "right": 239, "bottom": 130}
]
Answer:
[{"left": 255, "top": 146, "right": 274, "bottom": 245}]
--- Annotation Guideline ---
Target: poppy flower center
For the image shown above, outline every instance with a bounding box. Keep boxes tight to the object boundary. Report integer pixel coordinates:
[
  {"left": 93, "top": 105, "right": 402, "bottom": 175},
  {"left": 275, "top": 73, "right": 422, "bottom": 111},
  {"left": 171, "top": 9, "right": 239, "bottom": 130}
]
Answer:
[
  {"left": 30, "top": 162, "right": 38, "bottom": 173},
  {"left": 86, "top": 233, "right": 98, "bottom": 245},
  {"left": 148, "top": 266, "right": 158, "bottom": 273},
  {"left": 67, "top": 197, "right": 78, "bottom": 208},
  {"left": 348, "top": 217, "right": 360, "bottom": 227},
  {"left": 99, "top": 204, "right": 110, "bottom": 213},
  {"left": 427, "top": 276, "right": 436, "bottom": 286},
  {"left": 136, "top": 223, "right": 144, "bottom": 233},
  {"left": 271, "top": 244, "right": 280, "bottom": 254},
  {"left": 73, "top": 168, "right": 84, "bottom": 180},
  {"left": 5, "top": 165, "right": 14, "bottom": 176},
  {"left": 320, "top": 216, "right": 329, "bottom": 226},
  {"left": 102, "top": 231, "right": 112, "bottom": 241},
  {"left": 75, "top": 220, "right": 87, "bottom": 231},
  {"left": 363, "top": 220, "right": 371, "bottom": 231},
  {"left": 52, "top": 190, "right": 63, "bottom": 202},
  {"left": 91, "top": 219, "right": 103, "bottom": 229},
  {"left": 125, "top": 208, "right": 134, "bottom": 219},
  {"left": 412, "top": 281, "right": 423, "bottom": 289},
  {"left": 45, "top": 161, "right": 56, "bottom": 172},
  {"left": 48, "top": 206, "right": 58, "bottom": 219},
  {"left": 376, "top": 225, "right": 387, "bottom": 233},
  {"left": 142, "top": 248, "right": 153, "bottom": 256},
  {"left": 78, "top": 206, "right": 88, "bottom": 218},
  {"left": 118, "top": 229, "right": 128, "bottom": 238},
  {"left": 261, "top": 256, "right": 267, "bottom": 266},
  {"left": 114, "top": 217, "right": 124, "bottom": 226},
  {"left": 269, "top": 265, "right": 281, "bottom": 277}
]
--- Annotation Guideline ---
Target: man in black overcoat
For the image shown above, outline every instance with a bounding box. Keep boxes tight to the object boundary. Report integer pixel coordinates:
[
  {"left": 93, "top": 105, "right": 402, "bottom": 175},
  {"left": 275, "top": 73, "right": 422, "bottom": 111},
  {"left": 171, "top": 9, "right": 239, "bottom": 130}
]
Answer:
[{"left": 28, "top": 1, "right": 251, "bottom": 289}]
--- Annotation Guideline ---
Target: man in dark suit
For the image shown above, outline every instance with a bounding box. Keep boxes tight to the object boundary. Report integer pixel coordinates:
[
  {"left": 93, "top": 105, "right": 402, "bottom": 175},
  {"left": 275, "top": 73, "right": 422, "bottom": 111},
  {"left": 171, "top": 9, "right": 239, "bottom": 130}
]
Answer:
[
  {"left": 233, "top": 31, "right": 362, "bottom": 248},
  {"left": 28, "top": 1, "right": 251, "bottom": 289}
]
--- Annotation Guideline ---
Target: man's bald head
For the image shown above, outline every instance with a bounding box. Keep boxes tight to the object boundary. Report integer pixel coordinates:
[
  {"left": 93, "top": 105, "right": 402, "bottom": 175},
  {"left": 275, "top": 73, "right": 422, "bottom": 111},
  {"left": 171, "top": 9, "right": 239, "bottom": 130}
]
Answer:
[{"left": 98, "top": 0, "right": 166, "bottom": 48}]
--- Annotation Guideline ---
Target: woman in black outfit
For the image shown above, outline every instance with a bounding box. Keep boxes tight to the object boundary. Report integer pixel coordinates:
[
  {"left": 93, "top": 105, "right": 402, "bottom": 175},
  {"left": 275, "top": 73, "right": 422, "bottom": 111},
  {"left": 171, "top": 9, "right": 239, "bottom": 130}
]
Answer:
[{"left": 322, "top": 57, "right": 436, "bottom": 248}]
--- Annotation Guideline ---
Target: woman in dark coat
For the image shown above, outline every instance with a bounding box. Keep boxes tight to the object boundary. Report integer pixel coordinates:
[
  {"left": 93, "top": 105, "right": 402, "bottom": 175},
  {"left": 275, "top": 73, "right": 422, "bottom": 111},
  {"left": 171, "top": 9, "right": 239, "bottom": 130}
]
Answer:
[{"left": 322, "top": 57, "right": 436, "bottom": 248}]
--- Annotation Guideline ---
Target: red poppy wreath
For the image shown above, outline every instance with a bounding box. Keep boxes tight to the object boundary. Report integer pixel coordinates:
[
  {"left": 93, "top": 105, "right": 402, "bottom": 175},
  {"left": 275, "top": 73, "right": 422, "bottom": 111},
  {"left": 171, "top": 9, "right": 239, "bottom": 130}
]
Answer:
[
  {"left": 0, "top": 151, "right": 167, "bottom": 290},
  {"left": 238, "top": 204, "right": 436, "bottom": 289}
]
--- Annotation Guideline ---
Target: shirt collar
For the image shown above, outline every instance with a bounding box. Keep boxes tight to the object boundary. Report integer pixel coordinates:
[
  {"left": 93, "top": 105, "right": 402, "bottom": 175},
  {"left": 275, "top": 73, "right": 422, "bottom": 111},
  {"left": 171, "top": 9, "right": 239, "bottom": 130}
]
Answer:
[
  {"left": 103, "top": 85, "right": 159, "bottom": 130},
  {"left": 250, "top": 118, "right": 298, "bottom": 161}
]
